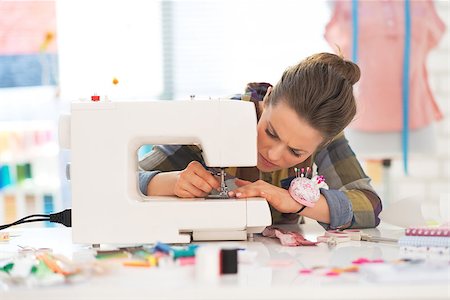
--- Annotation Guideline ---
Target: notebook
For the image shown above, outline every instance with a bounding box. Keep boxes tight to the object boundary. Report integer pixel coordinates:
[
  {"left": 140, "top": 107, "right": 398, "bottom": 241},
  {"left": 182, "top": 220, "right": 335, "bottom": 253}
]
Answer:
[
  {"left": 405, "top": 226, "right": 450, "bottom": 237},
  {"left": 398, "top": 236, "right": 450, "bottom": 248}
]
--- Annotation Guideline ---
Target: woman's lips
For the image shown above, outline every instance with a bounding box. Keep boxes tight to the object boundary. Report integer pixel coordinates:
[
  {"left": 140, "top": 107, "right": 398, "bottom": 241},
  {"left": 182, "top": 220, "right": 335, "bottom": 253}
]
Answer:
[{"left": 259, "top": 153, "right": 278, "bottom": 168}]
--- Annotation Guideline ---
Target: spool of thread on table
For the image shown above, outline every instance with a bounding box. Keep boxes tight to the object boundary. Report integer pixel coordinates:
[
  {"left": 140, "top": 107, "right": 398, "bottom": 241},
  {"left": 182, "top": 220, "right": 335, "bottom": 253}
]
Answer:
[
  {"left": 195, "top": 246, "right": 220, "bottom": 284},
  {"left": 220, "top": 249, "right": 238, "bottom": 274}
]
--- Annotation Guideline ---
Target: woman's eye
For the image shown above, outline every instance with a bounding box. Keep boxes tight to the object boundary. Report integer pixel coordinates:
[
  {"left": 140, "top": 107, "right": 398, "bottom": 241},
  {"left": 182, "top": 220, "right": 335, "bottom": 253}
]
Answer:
[
  {"left": 265, "top": 128, "right": 276, "bottom": 138},
  {"left": 290, "top": 149, "right": 301, "bottom": 157}
]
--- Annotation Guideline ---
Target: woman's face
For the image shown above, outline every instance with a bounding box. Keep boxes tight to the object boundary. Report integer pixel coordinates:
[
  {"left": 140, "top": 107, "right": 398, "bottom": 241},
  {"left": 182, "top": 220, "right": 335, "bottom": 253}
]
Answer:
[{"left": 256, "top": 100, "right": 324, "bottom": 172}]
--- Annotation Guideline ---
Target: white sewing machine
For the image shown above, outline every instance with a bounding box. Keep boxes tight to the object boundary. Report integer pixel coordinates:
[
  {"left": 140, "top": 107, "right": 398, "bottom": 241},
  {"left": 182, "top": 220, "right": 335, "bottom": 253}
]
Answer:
[{"left": 59, "top": 98, "right": 272, "bottom": 244}]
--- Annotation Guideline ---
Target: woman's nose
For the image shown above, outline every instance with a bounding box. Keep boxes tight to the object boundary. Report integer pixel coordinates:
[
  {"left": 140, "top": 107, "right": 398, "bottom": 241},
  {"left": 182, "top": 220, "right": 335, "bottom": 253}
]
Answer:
[{"left": 267, "top": 144, "right": 284, "bottom": 162}]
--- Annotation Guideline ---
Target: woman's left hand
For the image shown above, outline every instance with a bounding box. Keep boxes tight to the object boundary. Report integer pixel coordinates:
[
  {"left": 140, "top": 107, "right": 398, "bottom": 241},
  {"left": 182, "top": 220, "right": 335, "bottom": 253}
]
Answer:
[{"left": 229, "top": 179, "right": 302, "bottom": 214}]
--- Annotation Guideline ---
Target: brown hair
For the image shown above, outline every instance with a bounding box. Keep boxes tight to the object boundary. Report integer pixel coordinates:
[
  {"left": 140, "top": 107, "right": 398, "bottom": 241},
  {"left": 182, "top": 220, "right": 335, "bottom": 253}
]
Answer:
[{"left": 267, "top": 52, "right": 360, "bottom": 148}]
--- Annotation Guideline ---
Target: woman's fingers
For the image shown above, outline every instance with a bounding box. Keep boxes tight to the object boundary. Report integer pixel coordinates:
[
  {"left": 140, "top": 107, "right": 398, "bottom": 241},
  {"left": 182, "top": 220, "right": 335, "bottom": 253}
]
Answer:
[
  {"left": 176, "top": 181, "right": 209, "bottom": 198},
  {"left": 186, "top": 173, "right": 216, "bottom": 194},
  {"left": 184, "top": 182, "right": 208, "bottom": 197},
  {"left": 240, "top": 189, "right": 264, "bottom": 198},
  {"left": 228, "top": 178, "right": 255, "bottom": 197},
  {"left": 232, "top": 186, "right": 264, "bottom": 198},
  {"left": 228, "top": 178, "right": 301, "bottom": 213},
  {"left": 175, "top": 161, "right": 221, "bottom": 198},
  {"left": 189, "top": 161, "right": 221, "bottom": 191},
  {"left": 235, "top": 178, "right": 252, "bottom": 187}
]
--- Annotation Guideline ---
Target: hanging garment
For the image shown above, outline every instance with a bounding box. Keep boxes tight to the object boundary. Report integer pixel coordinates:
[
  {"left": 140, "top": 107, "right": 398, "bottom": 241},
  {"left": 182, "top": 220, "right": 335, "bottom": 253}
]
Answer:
[{"left": 324, "top": 0, "right": 445, "bottom": 132}]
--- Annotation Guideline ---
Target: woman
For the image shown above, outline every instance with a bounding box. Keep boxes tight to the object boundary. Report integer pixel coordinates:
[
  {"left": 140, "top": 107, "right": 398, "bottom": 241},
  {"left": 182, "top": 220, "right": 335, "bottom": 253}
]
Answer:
[{"left": 139, "top": 53, "right": 382, "bottom": 230}]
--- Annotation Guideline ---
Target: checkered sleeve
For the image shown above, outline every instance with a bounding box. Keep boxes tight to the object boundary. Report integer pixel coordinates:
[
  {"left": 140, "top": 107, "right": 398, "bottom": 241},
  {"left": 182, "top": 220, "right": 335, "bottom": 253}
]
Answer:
[
  {"left": 315, "top": 133, "right": 382, "bottom": 229},
  {"left": 138, "top": 145, "right": 205, "bottom": 196}
]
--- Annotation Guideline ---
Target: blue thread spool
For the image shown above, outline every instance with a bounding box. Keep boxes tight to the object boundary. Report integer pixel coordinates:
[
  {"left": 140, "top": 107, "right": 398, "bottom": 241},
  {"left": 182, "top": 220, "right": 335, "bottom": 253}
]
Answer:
[
  {"left": 0, "top": 165, "right": 12, "bottom": 189},
  {"left": 43, "top": 194, "right": 55, "bottom": 227}
]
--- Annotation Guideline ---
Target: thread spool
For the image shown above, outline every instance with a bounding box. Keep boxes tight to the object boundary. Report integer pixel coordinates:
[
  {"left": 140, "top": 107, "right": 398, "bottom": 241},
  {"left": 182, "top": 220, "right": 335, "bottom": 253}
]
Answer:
[
  {"left": 220, "top": 249, "right": 238, "bottom": 274},
  {"left": 195, "top": 246, "right": 220, "bottom": 283}
]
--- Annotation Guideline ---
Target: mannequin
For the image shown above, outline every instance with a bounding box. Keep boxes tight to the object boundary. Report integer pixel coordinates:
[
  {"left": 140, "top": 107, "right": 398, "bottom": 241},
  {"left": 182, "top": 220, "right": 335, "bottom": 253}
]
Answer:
[{"left": 324, "top": 0, "right": 445, "bottom": 166}]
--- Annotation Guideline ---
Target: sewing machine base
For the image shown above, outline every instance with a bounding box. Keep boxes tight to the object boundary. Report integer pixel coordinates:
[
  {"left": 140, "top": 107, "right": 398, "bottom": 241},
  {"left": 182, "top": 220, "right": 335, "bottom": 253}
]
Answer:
[
  {"left": 191, "top": 230, "right": 260, "bottom": 241},
  {"left": 90, "top": 231, "right": 259, "bottom": 248}
]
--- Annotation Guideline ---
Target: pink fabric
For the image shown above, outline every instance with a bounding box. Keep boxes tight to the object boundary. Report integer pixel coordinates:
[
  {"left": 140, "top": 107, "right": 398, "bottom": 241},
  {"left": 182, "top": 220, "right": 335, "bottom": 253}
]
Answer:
[
  {"left": 324, "top": 0, "right": 445, "bottom": 132},
  {"left": 262, "top": 226, "right": 318, "bottom": 247},
  {"left": 0, "top": 2, "right": 57, "bottom": 55}
]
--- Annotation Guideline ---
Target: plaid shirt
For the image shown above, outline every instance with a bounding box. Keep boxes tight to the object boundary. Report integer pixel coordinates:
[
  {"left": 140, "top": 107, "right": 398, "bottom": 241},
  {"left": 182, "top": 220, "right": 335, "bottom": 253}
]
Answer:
[{"left": 139, "top": 83, "right": 382, "bottom": 230}]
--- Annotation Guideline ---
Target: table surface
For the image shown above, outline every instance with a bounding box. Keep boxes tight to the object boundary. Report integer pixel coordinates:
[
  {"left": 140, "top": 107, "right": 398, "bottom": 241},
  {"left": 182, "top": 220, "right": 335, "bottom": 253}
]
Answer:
[{"left": 0, "top": 222, "right": 449, "bottom": 300}]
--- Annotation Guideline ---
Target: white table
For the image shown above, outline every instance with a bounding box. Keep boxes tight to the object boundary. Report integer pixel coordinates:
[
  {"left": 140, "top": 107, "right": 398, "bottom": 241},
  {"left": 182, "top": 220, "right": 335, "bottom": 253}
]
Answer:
[{"left": 0, "top": 222, "right": 449, "bottom": 300}]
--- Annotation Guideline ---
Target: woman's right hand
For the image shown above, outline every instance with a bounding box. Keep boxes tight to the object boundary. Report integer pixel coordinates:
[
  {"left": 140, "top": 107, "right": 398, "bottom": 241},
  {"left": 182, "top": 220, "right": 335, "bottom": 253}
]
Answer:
[{"left": 173, "top": 161, "right": 221, "bottom": 198}]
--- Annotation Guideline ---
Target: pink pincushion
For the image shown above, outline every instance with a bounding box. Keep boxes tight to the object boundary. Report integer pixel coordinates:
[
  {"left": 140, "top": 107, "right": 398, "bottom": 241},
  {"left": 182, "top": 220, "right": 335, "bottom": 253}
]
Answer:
[{"left": 288, "top": 177, "right": 321, "bottom": 207}]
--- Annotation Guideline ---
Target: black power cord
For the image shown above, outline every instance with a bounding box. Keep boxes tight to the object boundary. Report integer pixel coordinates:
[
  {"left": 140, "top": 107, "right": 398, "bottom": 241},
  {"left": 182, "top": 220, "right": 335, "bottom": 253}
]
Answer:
[{"left": 0, "top": 209, "right": 71, "bottom": 231}]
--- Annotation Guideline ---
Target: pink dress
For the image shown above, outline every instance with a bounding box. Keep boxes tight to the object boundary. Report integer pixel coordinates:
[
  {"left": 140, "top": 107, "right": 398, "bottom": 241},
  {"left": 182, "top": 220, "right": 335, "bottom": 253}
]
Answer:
[{"left": 324, "top": 0, "right": 445, "bottom": 132}]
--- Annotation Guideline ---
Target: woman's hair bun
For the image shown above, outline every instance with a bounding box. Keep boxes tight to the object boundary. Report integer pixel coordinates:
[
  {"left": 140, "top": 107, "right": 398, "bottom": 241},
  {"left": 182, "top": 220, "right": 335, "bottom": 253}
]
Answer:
[
  {"left": 341, "top": 59, "right": 361, "bottom": 85},
  {"left": 303, "top": 52, "right": 361, "bottom": 85}
]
